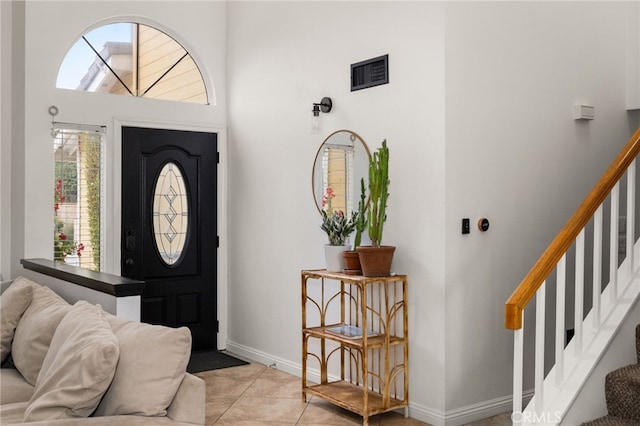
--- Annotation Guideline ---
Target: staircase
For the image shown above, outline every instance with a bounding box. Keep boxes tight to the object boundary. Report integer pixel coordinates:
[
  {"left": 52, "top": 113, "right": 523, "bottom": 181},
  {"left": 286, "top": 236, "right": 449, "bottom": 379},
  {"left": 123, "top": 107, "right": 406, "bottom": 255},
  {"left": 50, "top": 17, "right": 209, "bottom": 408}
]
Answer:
[
  {"left": 505, "top": 128, "right": 640, "bottom": 426},
  {"left": 582, "top": 324, "right": 640, "bottom": 426}
]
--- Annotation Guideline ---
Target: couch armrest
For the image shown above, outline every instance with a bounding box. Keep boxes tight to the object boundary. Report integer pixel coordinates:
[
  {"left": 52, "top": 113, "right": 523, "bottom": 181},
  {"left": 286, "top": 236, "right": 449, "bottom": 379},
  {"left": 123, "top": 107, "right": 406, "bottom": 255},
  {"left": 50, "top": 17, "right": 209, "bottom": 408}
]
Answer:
[
  {"left": 2, "top": 375, "right": 205, "bottom": 426},
  {"left": 21, "top": 416, "right": 199, "bottom": 425},
  {"left": 0, "top": 368, "right": 35, "bottom": 404},
  {"left": 166, "top": 373, "right": 205, "bottom": 425},
  {"left": 1, "top": 401, "right": 202, "bottom": 426},
  {"left": 21, "top": 415, "right": 193, "bottom": 426}
]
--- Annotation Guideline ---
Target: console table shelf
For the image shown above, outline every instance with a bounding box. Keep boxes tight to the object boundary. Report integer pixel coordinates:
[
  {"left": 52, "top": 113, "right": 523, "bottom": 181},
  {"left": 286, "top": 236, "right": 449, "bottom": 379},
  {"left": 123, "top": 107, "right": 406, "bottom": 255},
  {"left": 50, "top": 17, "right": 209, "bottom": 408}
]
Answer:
[{"left": 301, "top": 269, "right": 409, "bottom": 426}]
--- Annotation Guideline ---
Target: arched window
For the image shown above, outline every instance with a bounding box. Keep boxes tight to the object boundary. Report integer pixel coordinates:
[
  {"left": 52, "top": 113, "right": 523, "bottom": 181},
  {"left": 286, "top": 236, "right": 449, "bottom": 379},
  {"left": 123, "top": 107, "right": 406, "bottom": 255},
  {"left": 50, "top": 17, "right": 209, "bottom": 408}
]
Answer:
[{"left": 57, "top": 22, "right": 208, "bottom": 104}]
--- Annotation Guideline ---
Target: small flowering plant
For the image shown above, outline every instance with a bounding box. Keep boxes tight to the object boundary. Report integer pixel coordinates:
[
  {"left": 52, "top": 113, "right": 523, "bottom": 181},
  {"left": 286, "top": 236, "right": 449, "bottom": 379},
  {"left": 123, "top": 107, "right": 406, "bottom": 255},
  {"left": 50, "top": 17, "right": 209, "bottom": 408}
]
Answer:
[
  {"left": 54, "top": 179, "right": 85, "bottom": 261},
  {"left": 320, "top": 187, "right": 357, "bottom": 246}
]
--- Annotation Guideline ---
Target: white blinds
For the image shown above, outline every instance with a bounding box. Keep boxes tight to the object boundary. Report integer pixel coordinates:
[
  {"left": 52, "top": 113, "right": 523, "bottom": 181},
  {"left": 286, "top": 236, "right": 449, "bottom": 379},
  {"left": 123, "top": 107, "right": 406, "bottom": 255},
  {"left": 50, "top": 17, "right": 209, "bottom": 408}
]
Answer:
[
  {"left": 53, "top": 124, "right": 104, "bottom": 271},
  {"left": 322, "top": 144, "right": 355, "bottom": 216}
]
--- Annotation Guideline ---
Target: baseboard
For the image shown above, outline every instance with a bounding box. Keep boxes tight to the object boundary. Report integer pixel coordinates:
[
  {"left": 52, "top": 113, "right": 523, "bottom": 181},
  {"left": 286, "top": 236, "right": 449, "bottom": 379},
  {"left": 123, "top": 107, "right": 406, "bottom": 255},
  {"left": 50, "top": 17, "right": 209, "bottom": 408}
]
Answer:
[
  {"left": 225, "top": 340, "right": 301, "bottom": 378},
  {"left": 225, "top": 339, "right": 529, "bottom": 426},
  {"left": 443, "top": 390, "right": 532, "bottom": 425}
]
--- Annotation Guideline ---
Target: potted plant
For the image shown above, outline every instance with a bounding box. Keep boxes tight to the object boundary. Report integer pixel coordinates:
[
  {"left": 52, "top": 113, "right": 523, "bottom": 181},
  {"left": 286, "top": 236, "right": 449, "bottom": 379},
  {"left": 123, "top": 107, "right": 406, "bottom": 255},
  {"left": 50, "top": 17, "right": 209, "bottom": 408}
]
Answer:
[
  {"left": 342, "top": 178, "right": 367, "bottom": 274},
  {"left": 356, "top": 139, "right": 395, "bottom": 277},
  {"left": 320, "top": 187, "right": 357, "bottom": 272}
]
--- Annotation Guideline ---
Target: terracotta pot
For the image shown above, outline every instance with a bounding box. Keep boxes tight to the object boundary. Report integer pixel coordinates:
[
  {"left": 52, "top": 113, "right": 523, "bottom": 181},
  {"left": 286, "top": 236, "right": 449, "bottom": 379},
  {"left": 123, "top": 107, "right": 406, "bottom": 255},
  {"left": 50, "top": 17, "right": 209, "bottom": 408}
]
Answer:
[
  {"left": 342, "top": 251, "right": 362, "bottom": 275},
  {"left": 356, "top": 246, "right": 396, "bottom": 277}
]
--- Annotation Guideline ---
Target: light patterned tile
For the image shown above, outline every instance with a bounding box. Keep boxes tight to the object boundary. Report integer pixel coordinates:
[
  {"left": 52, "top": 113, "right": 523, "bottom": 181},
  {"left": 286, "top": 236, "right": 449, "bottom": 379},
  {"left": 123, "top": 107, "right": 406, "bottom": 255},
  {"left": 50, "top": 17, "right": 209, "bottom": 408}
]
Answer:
[
  {"left": 196, "top": 363, "right": 266, "bottom": 398},
  {"left": 200, "top": 373, "right": 255, "bottom": 397},
  {"left": 204, "top": 395, "right": 237, "bottom": 424},
  {"left": 379, "top": 410, "right": 431, "bottom": 425},
  {"left": 197, "top": 362, "right": 267, "bottom": 380},
  {"left": 243, "top": 367, "right": 302, "bottom": 399},
  {"left": 216, "top": 396, "right": 307, "bottom": 424},
  {"left": 463, "top": 412, "right": 512, "bottom": 425},
  {"left": 214, "top": 421, "right": 296, "bottom": 426},
  {"left": 195, "top": 362, "right": 504, "bottom": 425},
  {"left": 298, "top": 397, "right": 374, "bottom": 425}
]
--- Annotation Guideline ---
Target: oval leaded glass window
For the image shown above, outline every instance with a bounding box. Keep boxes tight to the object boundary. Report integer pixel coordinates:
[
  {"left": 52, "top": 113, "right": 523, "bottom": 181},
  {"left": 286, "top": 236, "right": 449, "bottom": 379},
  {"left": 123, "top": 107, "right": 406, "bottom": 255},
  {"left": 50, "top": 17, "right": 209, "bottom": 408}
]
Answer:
[
  {"left": 57, "top": 22, "right": 208, "bottom": 104},
  {"left": 153, "top": 162, "right": 189, "bottom": 266}
]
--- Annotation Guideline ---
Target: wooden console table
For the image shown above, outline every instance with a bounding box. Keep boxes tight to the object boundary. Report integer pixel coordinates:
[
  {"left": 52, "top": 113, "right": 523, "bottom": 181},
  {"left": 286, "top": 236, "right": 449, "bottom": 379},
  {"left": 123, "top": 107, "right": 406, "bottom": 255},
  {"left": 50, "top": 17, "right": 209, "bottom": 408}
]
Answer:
[{"left": 301, "top": 269, "right": 409, "bottom": 426}]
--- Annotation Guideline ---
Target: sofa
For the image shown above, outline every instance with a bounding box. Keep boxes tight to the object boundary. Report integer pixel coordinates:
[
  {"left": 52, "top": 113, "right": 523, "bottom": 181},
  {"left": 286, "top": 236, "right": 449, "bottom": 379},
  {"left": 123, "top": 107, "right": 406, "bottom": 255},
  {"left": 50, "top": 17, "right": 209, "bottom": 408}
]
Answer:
[{"left": 0, "top": 276, "right": 205, "bottom": 425}]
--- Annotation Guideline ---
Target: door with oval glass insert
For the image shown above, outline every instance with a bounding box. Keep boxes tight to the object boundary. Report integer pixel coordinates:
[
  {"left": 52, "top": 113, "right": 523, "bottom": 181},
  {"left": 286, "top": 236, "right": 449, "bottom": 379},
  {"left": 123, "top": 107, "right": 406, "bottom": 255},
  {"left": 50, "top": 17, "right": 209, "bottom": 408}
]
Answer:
[{"left": 121, "top": 126, "right": 217, "bottom": 350}]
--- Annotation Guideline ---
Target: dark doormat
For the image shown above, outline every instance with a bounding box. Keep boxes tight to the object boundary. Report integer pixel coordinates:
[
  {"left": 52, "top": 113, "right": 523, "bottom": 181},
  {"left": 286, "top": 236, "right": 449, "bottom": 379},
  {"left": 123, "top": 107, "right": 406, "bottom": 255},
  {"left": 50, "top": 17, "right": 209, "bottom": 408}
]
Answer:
[{"left": 187, "top": 350, "right": 249, "bottom": 373}]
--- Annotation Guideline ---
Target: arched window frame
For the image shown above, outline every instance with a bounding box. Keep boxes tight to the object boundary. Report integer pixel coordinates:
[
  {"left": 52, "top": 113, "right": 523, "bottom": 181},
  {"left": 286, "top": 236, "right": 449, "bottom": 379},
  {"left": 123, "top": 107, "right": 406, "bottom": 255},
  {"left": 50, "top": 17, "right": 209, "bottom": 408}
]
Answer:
[{"left": 56, "top": 19, "right": 215, "bottom": 105}]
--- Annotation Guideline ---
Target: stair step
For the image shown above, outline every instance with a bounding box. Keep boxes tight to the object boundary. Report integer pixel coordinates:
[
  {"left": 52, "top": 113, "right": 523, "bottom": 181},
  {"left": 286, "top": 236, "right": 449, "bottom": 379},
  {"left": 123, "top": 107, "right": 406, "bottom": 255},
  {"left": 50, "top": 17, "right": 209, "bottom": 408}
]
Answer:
[
  {"left": 605, "top": 363, "right": 640, "bottom": 421},
  {"left": 582, "top": 415, "right": 640, "bottom": 426}
]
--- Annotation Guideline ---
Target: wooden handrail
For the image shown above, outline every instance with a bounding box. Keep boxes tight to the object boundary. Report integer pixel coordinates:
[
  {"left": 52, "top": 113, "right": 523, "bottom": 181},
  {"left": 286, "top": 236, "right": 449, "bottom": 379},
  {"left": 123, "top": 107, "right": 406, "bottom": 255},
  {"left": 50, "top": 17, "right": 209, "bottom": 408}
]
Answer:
[{"left": 505, "top": 128, "right": 640, "bottom": 330}]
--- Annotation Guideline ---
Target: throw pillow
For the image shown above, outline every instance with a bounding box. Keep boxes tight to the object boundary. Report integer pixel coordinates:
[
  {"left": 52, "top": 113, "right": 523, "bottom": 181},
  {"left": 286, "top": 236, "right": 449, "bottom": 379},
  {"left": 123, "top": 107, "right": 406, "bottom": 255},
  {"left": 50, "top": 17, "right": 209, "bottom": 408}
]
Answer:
[
  {"left": 11, "top": 285, "right": 71, "bottom": 385},
  {"left": 0, "top": 277, "right": 35, "bottom": 362},
  {"left": 93, "top": 315, "right": 191, "bottom": 417},
  {"left": 23, "top": 301, "right": 119, "bottom": 422}
]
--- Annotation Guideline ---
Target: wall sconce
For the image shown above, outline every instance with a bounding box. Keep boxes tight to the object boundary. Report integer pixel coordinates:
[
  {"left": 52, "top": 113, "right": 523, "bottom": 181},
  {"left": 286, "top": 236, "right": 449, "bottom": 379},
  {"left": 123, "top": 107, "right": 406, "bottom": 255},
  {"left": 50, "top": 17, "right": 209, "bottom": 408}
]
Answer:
[{"left": 311, "top": 97, "right": 332, "bottom": 134}]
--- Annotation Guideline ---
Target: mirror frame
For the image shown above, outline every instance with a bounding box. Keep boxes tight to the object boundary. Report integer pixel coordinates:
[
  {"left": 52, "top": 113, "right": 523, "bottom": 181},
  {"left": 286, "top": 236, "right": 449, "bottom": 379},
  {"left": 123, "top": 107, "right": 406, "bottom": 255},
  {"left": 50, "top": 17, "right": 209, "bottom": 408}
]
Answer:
[{"left": 312, "top": 129, "right": 371, "bottom": 215}]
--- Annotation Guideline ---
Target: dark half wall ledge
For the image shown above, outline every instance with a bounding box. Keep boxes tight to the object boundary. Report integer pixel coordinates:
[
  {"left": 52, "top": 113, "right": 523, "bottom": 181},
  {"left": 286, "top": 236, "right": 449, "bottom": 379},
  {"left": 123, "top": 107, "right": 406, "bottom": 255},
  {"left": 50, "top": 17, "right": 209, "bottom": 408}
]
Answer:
[{"left": 21, "top": 258, "right": 145, "bottom": 297}]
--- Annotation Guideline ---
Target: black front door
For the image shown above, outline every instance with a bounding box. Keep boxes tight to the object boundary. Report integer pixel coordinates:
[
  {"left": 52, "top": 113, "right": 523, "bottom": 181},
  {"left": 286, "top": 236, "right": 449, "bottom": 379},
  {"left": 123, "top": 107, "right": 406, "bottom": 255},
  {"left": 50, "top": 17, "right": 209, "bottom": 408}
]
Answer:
[{"left": 121, "top": 126, "right": 217, "bottom": 350}]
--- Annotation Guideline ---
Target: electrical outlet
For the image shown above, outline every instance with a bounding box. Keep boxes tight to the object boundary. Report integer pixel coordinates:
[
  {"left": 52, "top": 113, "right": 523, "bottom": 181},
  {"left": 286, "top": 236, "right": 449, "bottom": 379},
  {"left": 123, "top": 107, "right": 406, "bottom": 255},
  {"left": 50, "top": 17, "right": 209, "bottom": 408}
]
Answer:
[{"left": 462, "top": 218, "right": 470, "bottom": 234}]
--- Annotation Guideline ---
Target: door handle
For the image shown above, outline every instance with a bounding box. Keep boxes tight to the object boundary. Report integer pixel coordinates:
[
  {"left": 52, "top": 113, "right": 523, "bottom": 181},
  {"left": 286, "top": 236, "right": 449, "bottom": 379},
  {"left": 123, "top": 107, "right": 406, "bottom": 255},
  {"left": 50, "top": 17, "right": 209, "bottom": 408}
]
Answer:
[
  {"left": 125, "top": 229, "right": 136, "bottom": 251},
  {"left": 125, "top": 258, "right": 135, "bottom": 266}
]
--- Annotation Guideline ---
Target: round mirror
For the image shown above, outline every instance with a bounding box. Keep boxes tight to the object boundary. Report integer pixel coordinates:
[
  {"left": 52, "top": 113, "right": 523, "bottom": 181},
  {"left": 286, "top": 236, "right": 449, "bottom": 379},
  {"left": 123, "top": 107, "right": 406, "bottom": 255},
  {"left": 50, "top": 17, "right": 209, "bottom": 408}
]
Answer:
[{"left": 312, "top": 130, "right": 371, "bottom": 216}]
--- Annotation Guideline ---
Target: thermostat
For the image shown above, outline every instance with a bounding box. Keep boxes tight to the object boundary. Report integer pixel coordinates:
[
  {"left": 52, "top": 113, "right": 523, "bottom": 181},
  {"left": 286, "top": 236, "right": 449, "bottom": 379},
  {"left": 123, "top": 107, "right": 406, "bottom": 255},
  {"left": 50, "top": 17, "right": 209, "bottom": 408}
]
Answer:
[{"left": 478, "top": 218, "right": 490, "bottom": 232}]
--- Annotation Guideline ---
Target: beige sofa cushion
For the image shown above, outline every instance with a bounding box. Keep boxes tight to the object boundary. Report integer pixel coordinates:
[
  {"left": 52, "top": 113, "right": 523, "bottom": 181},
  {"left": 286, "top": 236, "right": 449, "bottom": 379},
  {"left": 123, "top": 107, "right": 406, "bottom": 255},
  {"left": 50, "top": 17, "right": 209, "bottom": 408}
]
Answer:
[
  {"left": 0, "top": 369, "right": 35, "bottom": 405},
  {"left": 94, "top": 315, "right": 191, "bottom": 417},
  {"left": 0, "top": 277, "right": 35, "bottom": 362},
  {"left": 166, "top": 373, "right": 206, "bottom": 425},
  {"left": 11, "top": 284, "right": 71, "bottom": 385},
  {"left": 23, "top": 301, "right": 119, "bottom": 422},
  {"left": 0, "top": 401, "right": 29, "bottom": 425}
]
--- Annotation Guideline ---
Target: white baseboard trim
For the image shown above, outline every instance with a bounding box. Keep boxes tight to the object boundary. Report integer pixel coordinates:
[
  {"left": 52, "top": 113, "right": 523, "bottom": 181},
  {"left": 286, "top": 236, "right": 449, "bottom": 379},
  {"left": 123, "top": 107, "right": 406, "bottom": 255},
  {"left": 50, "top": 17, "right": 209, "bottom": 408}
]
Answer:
[
  {"left": 225, "top": 340, "right": 301, "bottom": 377},
  {"left": 443, "top": 391, "right": 528, "bottom": 426},
  {"left": 408, "top": 390, "right": 532, "bottom": 426},
  {"left": 225, "top": 339, "right": 529, "bottom": 426}
]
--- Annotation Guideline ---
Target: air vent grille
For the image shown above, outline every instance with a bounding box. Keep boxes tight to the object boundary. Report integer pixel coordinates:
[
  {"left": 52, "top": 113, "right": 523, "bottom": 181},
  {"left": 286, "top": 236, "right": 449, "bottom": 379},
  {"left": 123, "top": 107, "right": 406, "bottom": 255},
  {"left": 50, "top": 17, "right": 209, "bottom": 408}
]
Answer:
[{"left": 351, "top": 54, "right": 389, "bottom": 91}]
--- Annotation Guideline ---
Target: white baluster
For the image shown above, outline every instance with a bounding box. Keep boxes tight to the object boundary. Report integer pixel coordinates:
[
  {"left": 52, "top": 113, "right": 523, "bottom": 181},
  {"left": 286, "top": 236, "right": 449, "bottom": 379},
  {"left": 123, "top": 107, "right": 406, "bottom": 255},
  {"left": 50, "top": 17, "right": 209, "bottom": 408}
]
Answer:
[
  {"left": 513, "top": 322, "right": 524, "bottom": 426},
  {"left": 610, "top": 183, "right": 619, "bottom": 303},
  {"left": 627, "top": 160, "right": 636, "bottom": 273},
  {"left": 593, "top": 205, "right": 603, "bottom": 328},
  {"left": 535, "top": 281, "right": 546, "bottom": 414},
  {"left": 575, "top": 230, "right": 585, "bottom": 355},
  {"left": 555, "top": 256, "right": 566, "bottom": 385}
]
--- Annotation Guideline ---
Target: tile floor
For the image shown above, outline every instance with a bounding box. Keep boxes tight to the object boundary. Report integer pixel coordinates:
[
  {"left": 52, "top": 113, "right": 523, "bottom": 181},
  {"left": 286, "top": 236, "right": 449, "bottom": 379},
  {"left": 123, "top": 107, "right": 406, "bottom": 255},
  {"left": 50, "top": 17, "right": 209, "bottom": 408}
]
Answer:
[{"left": 194, "top": 359, "right": 512, "bottom": 425}]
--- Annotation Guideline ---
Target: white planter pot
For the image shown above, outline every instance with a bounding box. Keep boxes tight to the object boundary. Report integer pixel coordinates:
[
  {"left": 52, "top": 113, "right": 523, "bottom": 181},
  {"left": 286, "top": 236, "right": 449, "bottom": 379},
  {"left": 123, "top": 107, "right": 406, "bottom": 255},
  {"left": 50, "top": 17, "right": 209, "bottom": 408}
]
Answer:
[{"left": 324, "top": 244, "right": 351, "bottom": 272}]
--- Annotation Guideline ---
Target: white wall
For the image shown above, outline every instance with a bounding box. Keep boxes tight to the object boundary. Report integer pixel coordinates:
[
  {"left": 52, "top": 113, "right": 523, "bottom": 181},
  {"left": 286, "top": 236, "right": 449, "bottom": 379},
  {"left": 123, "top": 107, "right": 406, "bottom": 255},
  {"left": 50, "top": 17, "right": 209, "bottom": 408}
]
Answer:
[
  {"left": 444, "top": 1, "right": 634, "bottom": 421},
  {"left": 628, "top": 1, "right": 640, "bottom": 110},
  {"left": 3, "top": 1, "right": 638, "bottom": 424},
  {"left": 227, "top": 1, "right": 636, "bottom": 425},
  {"left": 0, "top": 0, "right": 7, "bottom": 279},
  {"left": 226, "top": 0, "right": 448, "bottom": 418},
  {"left": 22, "top": 0, "right": 227, "bottom": 262},
  {"left": 14, "top": 0, "right": 228, "bottom": 343},
  {"left": 1, "top": 0, "right": 25, "bottom": 280}
]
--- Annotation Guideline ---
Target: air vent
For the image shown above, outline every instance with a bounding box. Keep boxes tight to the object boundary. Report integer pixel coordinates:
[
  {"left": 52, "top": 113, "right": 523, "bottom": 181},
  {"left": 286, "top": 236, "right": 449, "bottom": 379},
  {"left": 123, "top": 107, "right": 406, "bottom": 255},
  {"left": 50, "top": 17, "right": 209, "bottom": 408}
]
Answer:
[{"left": 351, "top": 54, "right": 389, "bottom": 92}]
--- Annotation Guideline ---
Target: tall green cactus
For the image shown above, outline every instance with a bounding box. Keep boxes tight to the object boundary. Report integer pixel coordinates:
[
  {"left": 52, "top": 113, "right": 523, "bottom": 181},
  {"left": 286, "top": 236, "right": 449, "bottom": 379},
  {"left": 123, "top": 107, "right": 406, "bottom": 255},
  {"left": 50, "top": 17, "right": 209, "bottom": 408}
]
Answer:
[
  {"left": 353, "top": 178, "right": 367, "bottom": 249},
  {"left": 367, "top": 140, "right": 390, "bottom": 247}
]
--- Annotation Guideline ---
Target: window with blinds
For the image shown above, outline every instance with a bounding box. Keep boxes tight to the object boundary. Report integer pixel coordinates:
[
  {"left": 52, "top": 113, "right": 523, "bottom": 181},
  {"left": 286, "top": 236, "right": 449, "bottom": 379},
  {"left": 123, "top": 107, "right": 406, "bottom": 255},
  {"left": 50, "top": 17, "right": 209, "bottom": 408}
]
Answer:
[{"left": 53, "top": 124, "right": 104, "bottom": 271}]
